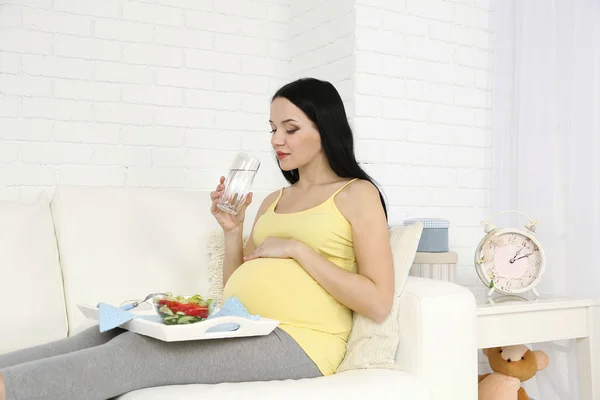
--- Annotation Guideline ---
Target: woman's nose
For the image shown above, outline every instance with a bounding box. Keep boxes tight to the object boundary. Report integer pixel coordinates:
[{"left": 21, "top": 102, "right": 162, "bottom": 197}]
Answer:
[{"left": 271, "top": 130, "right": 285, "bottom": 146}]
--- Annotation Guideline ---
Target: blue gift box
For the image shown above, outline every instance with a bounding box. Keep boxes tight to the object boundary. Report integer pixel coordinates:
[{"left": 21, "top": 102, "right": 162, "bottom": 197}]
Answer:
[{"left": 403, "top": 218, "right": 450, "bottom": 253}]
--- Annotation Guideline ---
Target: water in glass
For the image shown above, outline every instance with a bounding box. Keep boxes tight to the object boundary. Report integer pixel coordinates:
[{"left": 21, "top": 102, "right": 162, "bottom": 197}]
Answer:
[{"left": 217, "top": 153, "right": 260, "bottom": 215}]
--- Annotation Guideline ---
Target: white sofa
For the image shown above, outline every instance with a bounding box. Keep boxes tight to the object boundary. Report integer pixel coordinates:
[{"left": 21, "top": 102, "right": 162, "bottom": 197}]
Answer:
[{"left": 0, "top": 185, "right": 478, "bottom": 400}]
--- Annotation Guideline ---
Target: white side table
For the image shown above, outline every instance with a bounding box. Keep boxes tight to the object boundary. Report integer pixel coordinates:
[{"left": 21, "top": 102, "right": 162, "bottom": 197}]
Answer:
[{"left": 468, "top": 287, "right": 600, "bottom": 399}]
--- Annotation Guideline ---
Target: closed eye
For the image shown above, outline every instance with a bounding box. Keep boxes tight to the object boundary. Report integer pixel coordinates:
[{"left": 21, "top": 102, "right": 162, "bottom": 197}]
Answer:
[{"left": 270, "top": 128, "right": 298, "bottom": 134}]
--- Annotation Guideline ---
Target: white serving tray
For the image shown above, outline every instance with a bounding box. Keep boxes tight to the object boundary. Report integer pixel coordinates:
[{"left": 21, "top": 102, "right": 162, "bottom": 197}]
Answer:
[{"left": 77, "top": 303, "right": 280, "bottom": 342}]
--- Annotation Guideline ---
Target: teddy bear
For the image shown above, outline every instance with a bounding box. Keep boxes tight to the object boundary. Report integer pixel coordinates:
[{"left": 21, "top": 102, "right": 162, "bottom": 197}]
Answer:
[{"left": 478, "top": 344, "right": 550, "bottom": 400}]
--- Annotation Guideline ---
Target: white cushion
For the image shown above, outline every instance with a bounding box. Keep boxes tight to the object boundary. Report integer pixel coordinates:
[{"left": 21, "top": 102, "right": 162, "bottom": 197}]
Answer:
[
  {"left": 337, "top": 222, "right": 424, "bottom": 372},
  {"left": 50, "top": 185, "right": 220, "bottom": 334},
  {"left": 0, "top": 193, "right": 68, "bottom": 354},
  {"left": 206, "top": 229, "right": 226, "bottom": 305},
  {"left": 116, "top": 369, "right": 432, "bottom": 400},
  {"left": 50, "top": 185, "right": 268, "bottom": 335},
  {"left": 206, "top": 229, "right": 251, "bottom": 306}
]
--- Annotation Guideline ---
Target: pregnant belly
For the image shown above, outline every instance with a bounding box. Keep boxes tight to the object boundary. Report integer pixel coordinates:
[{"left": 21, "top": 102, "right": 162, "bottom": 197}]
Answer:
[{"left": 223, "top": 258, "right": 351, "bottom": 333}]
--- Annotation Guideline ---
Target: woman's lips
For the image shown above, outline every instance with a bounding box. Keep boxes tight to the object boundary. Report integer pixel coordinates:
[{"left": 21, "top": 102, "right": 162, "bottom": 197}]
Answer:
[{"left": 276, "top": 152, "right": 289, "bottom": 160}]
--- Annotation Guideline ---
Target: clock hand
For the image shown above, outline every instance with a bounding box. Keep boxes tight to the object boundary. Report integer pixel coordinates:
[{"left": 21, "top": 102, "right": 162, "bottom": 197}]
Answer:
[
  {"left": 509, "top": 247, "right": 523, "bottom": 263},
  {"left": 512, "top": 252, "right": 534, "bottom": 262}
]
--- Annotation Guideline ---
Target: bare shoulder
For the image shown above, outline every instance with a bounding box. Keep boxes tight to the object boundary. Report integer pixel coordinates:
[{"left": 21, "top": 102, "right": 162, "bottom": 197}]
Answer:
[
  {"left": 247, "top": 188, "right": 281, "bottom": 229},
  {"left": 256, "top": 189, "right": 282, "bottom": 214},
  {"left": 345, "top": 178, "right": 379, "bottom": 195},
  {"left": 337, "top": 178, "right": 381, "bottom": 203},
  {"left": 335, "top": 179, "right": 384, "bottom": 222}
]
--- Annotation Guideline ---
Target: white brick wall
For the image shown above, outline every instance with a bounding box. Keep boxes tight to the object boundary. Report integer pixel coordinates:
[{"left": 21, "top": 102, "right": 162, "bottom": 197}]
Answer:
[
  {"left": 0, "top": 0, "right": 290, "bottom": 203},
  {"left": 290, "top": 0, "right": 355, "bottom": 108},
  {"left": 0, "top": 0, "right": 491, "bottom": 284},
  {"left": 352, "top": 0, "right": 492, "bottom": 285}
]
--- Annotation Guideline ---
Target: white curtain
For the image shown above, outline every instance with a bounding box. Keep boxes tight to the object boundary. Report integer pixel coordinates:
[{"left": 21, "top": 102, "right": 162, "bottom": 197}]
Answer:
[{"left": 491, "top": 0, "right": 600, "bottom": 399}]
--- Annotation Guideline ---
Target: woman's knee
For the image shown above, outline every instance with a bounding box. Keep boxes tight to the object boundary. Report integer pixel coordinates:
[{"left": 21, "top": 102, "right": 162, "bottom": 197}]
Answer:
[
  {"left": 104, "top": 332, "right": 197, "bottom": 363},
  {"left": 70, "top": 326, "right": 125, "bottom": 347},
  {"left": 105, "top": 331, "right": 154, "bottom": 351}
]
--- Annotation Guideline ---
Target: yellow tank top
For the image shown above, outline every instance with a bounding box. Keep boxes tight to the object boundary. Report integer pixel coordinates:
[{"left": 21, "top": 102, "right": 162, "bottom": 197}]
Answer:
[{"left": 222, "top": 179, "right": 358, "bottom": 376}]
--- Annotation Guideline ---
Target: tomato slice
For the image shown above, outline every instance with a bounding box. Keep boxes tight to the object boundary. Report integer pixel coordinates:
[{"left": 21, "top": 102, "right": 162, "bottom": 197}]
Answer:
[{"left": 157, "top": 299, "right": 208, "bottom": 318}]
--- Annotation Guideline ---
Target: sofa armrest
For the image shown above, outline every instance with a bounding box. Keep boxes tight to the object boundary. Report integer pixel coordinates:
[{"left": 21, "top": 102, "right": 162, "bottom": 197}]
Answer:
[{"left": 396, "top": 277, "right": 478, "bottom": 400}]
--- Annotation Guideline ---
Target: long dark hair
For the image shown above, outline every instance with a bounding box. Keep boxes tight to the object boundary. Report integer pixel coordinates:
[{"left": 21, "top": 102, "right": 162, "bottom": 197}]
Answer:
[{"left": 271, "top": 77, "right": 388, "bottom": 220}]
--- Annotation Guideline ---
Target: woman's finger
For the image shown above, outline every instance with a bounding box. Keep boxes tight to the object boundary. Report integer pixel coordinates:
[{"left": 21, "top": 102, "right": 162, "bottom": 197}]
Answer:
[
  {"left": 210, "top": 198, "right": 221, "bottom": 215},
  {"left": 238, "top": 192, "right": 253, "bottom": 214},
  {"left": 210, "top": 191, "right": 223, "bottom": 201},
  {"left": 215, "top": 176, "right": 226, "bottom": 190}
]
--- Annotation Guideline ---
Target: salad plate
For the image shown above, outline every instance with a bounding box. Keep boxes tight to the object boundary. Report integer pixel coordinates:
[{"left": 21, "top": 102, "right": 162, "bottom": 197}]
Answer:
[{"left": 77, "top": 295, "right": 280, "bottom": 342}]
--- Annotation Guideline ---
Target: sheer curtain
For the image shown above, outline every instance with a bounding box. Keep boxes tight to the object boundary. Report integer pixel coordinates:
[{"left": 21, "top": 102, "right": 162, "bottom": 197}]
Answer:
[{"left": 491, "top": 0, "right": 600, "bottom": 399}]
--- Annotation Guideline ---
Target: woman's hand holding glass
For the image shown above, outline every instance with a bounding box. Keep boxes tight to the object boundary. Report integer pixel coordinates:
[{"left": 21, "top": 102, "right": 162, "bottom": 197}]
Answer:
[{"left": 210, "top": 176, "right": 253, "bottom": 233}]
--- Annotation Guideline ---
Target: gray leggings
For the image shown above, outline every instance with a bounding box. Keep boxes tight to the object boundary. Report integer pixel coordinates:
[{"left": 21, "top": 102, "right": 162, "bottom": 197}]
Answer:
[{"left": 0, "top": 326, "right": 322, "bottom": 400}]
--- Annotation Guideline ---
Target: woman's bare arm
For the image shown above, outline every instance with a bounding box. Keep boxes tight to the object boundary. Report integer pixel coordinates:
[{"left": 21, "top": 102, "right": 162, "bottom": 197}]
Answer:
[
  {"left": 290, "top": 180, "right": 394, "bottom": 322},
  {"left": 222, "top": 190, "right": 280, "bottom": 286}
]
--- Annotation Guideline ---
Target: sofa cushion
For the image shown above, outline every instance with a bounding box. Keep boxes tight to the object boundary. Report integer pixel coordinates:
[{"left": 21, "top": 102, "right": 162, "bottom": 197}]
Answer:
[
  {"left": 337, "top": 223, "right": 423, "bottom": 372},
  {"left": 50, "top": 185, "right": 268, "bottom": 335},
  {"left": 206, "top": 229, "right": 250, "bottom": 307},
  {"left": 0, "top": 193, "right": 68, "bottom": 354},
  {"left": 50, "top": 185, "right": 219, "bottom": 334},
  {"left": 116, "top": 369, "right": 432, "bottom": 400}
]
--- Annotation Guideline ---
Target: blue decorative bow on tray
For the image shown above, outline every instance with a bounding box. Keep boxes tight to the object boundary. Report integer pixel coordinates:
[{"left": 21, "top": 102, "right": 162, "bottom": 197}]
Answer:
[{"left": 98, "top": 296, "right": 259, "bottom": 333}]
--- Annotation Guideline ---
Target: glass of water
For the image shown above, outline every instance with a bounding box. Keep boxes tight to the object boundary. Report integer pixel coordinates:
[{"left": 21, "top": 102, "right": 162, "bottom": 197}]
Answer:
[{"left": 217, "top": 153, "right": 261, "bottom": 215}]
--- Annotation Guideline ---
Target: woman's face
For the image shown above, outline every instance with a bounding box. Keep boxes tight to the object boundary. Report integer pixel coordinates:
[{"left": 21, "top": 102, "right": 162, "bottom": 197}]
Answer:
[{"left": 269, "top": 97, "right": 322, "bottom": 171}]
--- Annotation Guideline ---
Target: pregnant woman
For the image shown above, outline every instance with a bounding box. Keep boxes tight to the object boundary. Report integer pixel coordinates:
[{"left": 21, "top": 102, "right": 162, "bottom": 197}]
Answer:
[{"left": 0, "top": 77, "right": 394, "bottom": 400}]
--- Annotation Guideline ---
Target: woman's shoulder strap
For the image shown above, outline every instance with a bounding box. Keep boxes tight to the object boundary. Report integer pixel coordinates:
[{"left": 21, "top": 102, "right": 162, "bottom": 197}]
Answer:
[
  {"left": 265, "top": 187, "right": 285, "bottom": 212},
  {"left": 331, "top": 178, "right": 359, "bottom": 198}
]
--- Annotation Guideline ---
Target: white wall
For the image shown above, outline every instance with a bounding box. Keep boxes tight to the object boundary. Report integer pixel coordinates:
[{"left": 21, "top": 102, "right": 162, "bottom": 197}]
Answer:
[
  {"left": 289, "top": 0, "right": 355, "bottom": 114},
  {"left": 352, "top": 0, "right": 492, "bottom": 284},
  {"left": 0, "top": 0, "right": 492, "bottom": 284},
  {"left": 0, "top": 0, "right": 290, "bottom": 203}
]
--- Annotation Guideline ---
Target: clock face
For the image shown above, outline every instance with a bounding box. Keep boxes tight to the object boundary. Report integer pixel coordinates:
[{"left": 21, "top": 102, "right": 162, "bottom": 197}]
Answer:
[{"left": 475, "top": 230, "right": 544, "bottom": 293}]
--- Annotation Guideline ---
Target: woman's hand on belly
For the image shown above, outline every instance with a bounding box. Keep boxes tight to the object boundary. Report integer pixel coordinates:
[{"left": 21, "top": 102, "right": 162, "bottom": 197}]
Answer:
[{"left": 243, "top": 237, "right": 298, "bottom": 261}]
